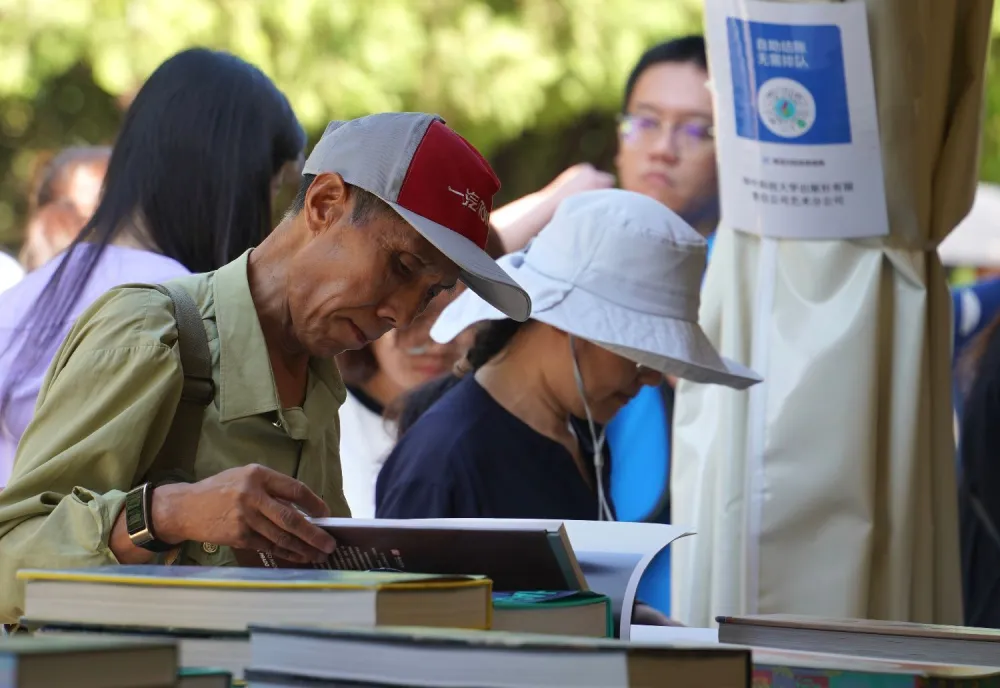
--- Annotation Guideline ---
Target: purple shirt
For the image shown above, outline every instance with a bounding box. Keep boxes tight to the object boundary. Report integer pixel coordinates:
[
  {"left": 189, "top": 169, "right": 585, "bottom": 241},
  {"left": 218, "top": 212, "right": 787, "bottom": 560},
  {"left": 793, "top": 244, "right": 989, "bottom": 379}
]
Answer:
[{"left": 0, "top": 245, "right": 188, "bottom": 485}]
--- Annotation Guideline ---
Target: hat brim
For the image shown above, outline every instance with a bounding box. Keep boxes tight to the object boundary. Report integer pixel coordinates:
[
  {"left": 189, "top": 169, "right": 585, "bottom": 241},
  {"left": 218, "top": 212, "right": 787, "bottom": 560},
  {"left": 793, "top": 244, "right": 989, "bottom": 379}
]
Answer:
[
  {"left": 389, "top": 202, "right": 531, "bottom": 322},
  {"left": 431, "top": 256, "right": 761, "bottom": 390}
]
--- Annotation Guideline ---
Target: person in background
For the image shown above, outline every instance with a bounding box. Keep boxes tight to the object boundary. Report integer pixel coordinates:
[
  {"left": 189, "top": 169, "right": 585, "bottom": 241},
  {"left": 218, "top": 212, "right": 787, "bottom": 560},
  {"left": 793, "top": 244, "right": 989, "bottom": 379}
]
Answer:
[
  {"left": 377, "top": 190, "right": 757, "bottom": 519},
  {"left": 952, "top": 271, "right": 1000, "bottom": 418},
  {"left": 614, "top": 37, "right": 717, "bottom": 238},
  {"left": 336, "top": 289, "right": 474, "bottom": 517},
  {"left": 956, "top": 311, "right": 1000, "bottom": 627},
  {"left": 18, "top": 146, "right": 111, "bottom": 271},
  {"left": 377, "top": 190, "right": 758, "bottom": 627},
  {"left": 335, "top": 164, "right": 611, "bottom": 517},
  {"left": 0, "top": 48, "right": 306, "bottom": 485}
]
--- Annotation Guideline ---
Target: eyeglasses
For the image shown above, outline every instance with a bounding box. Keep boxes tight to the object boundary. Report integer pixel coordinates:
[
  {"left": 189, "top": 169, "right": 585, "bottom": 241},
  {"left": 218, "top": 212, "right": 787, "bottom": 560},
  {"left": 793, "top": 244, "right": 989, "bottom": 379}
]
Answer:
[{"left": 617, "top": 113, "right": 715, "bottom": 154}]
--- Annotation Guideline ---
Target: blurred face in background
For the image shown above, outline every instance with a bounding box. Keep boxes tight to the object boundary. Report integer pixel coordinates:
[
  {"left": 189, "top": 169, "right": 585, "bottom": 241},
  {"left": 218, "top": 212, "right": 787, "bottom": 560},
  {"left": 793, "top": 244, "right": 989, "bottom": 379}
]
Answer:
[
  {"left": 370, "top": 287, "right": 475, "bottom": 394},
  {"left": 615, "top": 61, "right": 718, "bottom": 233},
  {"left": 67, "top": 159, "right": 109, "bottom": 220}
]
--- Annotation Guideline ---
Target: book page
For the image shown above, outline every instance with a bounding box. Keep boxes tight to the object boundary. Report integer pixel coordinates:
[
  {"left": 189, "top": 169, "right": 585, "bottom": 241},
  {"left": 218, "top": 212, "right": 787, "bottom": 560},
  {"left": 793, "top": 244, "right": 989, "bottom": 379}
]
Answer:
[{"left": 564, "top": 521, "right": 692, "bottom": 640}]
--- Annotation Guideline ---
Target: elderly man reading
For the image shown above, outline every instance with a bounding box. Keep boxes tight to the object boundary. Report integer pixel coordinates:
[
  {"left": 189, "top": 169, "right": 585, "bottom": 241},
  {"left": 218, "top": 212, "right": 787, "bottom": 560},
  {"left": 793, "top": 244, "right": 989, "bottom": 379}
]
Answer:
[{"left": 0, "top": 113, "right": 530, "bottom": 623}]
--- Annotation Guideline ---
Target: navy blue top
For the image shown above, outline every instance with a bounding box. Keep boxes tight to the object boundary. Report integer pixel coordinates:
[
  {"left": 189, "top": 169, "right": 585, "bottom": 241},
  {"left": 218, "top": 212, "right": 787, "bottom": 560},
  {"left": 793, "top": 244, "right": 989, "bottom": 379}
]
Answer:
[
  {"left": 958, "top": 313, "right": 1000, "bottom": 628},
  {"left": 375, "top": 375, "right": 612, "bottom": 520}
]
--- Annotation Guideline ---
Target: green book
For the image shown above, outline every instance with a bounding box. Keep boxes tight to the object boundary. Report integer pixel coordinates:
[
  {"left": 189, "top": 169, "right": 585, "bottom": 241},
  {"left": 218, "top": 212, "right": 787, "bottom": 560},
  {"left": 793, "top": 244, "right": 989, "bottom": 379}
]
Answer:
[
  {"left": 491, "top": 591, "right": 612, "bottom": 638},
  {"left": 178, "top": 666, "right": 232, "bottom": 688}
]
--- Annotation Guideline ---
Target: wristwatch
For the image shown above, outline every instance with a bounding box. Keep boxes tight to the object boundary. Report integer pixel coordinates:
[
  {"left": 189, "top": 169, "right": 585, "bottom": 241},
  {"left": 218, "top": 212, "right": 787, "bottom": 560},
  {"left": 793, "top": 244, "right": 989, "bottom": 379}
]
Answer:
[{"left": 124, "top": 482, "right": 175, "bottom": 552}]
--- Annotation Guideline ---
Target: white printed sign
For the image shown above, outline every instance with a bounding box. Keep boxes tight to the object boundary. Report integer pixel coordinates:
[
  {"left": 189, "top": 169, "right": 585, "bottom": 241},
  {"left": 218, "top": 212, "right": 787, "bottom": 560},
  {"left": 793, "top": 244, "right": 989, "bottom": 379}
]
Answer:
[{"left": 706, "top": 0, "right": 889, "bottom": 239}]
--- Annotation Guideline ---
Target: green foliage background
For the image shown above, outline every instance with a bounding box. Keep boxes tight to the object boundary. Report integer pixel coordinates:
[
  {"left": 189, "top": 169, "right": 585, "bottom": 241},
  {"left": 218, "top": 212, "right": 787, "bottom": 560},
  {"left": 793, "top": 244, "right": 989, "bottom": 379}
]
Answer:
[{"left": 0, "top": 0, "right": 998, "bottom": 250}]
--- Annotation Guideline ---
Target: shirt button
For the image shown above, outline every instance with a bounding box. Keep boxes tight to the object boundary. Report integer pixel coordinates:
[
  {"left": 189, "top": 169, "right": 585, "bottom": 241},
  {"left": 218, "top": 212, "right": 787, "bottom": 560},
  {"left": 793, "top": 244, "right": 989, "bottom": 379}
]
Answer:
[
  {"left": 272, "top": 419, "right": 282, "bottom": 430},
  {"left": 202, "top": 542, "right": 219, "bottom": 554}
]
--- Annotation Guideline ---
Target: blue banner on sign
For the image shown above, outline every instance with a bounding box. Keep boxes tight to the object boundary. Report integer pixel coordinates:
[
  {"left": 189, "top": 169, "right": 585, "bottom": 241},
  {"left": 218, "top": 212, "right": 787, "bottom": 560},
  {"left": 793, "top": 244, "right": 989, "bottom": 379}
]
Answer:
[{"left": 727, "top": 18, "right": 851, "bottom": 145}]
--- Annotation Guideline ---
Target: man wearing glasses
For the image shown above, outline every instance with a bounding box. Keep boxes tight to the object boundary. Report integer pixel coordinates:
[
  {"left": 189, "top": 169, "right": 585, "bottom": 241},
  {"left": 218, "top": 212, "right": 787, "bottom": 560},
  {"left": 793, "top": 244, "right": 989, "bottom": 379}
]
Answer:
[{"left": 614, "top": 36, "right": 718, "bottom": 240}]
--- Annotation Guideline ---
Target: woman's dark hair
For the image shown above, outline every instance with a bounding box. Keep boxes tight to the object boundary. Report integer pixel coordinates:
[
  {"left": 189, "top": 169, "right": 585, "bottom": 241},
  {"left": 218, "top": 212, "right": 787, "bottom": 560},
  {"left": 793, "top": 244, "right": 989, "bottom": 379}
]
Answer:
[
  {"left": 623, "top": 35, "right": 708, "bottom": 111},
  {"left": 2, "top": 47, "right": 305, "bottom": 414},
  {"left": 389, "top": 319, "right": 527, "bottom": 437}
]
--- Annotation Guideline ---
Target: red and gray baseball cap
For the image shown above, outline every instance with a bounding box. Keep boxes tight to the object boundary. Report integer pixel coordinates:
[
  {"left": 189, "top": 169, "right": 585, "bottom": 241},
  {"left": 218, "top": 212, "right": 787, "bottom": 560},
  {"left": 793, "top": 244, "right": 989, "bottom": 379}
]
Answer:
[{"left": 302, "top": 112, "right": 531, "bottom": 322}]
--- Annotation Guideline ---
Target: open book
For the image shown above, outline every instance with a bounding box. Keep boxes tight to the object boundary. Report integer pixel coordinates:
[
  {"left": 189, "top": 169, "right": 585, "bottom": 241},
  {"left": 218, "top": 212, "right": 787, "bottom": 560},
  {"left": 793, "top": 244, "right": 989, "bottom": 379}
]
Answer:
[{"left": 233, "top": 518, "right": 692, "bottom": 639}]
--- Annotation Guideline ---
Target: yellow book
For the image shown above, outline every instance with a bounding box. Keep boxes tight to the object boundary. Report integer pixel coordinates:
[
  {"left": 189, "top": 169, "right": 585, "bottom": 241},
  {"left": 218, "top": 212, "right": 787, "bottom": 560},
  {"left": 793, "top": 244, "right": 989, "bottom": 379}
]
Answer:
[{"left": 17, "top": 565, "right": 492, "bottom": 633}]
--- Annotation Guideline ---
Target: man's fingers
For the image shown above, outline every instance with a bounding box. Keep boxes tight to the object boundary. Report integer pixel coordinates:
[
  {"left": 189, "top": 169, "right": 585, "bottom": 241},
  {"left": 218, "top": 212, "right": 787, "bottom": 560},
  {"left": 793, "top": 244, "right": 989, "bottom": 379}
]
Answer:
[
  {"left": 258, "top": 493, "right": 337, "bottom": 555},
  {"left": 242, "top": 529, "right": 314, "bottom": 565},
  {"left": 260, "top": 470, "right": 331, "bottom": 518},
  {"left": 247, "top": 511, "right": 328, "bottom": 564}
]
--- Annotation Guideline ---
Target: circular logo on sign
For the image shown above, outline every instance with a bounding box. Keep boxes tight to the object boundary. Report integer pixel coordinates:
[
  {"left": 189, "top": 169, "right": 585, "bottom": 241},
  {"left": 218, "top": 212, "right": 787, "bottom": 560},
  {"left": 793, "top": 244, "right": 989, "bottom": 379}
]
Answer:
[{"left": 757, "top": 77, "right": 816, "bottom": 138}]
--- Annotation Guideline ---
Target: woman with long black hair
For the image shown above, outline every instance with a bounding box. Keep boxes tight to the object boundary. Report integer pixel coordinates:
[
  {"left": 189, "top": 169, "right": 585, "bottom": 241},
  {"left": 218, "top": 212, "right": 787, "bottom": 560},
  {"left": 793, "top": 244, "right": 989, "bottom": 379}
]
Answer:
[{"left": 0, "top": 48, "right": 306, "bottom": 485}]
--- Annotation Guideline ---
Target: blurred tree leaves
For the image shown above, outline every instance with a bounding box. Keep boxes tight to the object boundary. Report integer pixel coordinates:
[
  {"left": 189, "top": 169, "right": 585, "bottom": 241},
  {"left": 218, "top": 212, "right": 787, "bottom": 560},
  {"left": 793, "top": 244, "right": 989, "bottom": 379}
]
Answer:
[
  {"left": 5, "top": 0, "right": 1000, "bottom": 250},
  {"left": 0, "top": 0, "right": 701, "bottom": 243},
  {"left": 0, "top": 0, "right": 703, "bottom": 246}
]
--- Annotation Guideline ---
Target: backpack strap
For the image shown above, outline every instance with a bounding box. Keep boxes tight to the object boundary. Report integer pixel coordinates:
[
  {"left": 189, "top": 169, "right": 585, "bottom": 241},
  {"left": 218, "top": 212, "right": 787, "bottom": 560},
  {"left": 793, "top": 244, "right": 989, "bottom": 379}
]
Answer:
[{"left": 144, "top": 283, "right": 214, "bottom": 485}]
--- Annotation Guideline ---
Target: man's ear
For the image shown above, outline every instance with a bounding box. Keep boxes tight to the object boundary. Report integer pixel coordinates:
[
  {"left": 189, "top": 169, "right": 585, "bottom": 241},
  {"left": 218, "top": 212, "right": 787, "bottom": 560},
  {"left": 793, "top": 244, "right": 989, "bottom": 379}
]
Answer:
[{"left": 304, "top": 173, "right": 350, "bottom": 235}]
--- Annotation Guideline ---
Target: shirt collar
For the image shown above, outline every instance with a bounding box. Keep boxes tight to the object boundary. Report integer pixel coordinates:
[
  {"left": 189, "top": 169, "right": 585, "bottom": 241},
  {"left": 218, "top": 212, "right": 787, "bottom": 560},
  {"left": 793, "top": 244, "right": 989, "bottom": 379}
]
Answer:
[{"left": 213, "top": 250, "right": 346, "bottom": 423}]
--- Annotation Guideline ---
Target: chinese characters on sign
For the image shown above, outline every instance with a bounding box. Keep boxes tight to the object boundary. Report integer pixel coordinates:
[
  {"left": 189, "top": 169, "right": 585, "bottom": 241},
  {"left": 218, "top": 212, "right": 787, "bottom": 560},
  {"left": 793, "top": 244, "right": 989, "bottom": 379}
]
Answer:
[
  {"left": 756, "top": 38, "right": 809, "bottom": 69},
  {"left": 706, "top": 0, "right": 889, "bottom": 240},
  {"left": 743, "top": 177, "right": 854, "bottom": 208}
]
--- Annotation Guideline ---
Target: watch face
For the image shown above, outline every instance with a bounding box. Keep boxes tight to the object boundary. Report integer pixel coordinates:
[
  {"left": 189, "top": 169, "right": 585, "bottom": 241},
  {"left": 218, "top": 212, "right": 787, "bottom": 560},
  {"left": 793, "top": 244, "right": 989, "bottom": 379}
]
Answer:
[{"left": 125, "top": 488, "right": 146, "bottom": 535}]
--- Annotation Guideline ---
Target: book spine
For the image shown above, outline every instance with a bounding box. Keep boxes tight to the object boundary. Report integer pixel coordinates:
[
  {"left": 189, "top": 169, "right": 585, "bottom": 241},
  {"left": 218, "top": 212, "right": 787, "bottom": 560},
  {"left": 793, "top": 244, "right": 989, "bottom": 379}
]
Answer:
[{"left": 545, "top": 532, "right": 585, "bottom": 591}]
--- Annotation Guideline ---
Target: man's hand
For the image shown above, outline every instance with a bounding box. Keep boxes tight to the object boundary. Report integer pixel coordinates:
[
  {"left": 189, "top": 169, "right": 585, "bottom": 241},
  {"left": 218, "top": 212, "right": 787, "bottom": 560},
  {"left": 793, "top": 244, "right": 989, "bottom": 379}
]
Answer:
[
  {"left": 489, "top": 163, "right": 616, "bottom": 254},
  {"left": 111, "top": 464, "right": 337, "bottom": 565},
  {"left": 545, "top": 163, "right": 616, "bottom": 203}
]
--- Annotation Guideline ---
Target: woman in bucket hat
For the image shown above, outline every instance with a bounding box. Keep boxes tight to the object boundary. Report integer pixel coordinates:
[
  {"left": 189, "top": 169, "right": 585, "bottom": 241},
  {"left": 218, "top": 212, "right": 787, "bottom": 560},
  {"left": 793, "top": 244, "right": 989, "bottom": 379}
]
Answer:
[{"left": 375, "top": 188, "right": 760, "bottom": 523}]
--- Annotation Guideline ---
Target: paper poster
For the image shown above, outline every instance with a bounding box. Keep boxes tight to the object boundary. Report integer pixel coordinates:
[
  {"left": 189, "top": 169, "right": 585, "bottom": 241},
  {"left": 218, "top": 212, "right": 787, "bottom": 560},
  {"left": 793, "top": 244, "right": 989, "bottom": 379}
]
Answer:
[{"left": 706, "top": 0, "right": 889, "bottom": 239}]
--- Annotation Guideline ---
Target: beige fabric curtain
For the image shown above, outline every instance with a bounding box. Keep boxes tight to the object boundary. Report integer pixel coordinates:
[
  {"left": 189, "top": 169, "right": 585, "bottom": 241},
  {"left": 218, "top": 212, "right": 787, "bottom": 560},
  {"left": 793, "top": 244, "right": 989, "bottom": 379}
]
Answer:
[{"left": 671, "top": 0, "right": 993, "bottom": 626}]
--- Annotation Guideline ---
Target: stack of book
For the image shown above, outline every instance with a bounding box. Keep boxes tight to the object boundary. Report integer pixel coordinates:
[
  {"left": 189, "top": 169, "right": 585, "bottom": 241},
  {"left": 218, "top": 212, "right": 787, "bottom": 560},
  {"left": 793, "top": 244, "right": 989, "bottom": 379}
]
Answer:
[
  {"left": 706, "top": 614, "right": 1000, "bottom": 687},
  {"left": 243, "top": 624, "right": 752, "bottom": 687},
  {"left": 18, "top": 565, "right": 492, "bottom": 681},
  {"left": 716, "top": 614, "right": 1000, "bottom": 667},
  {"left": 13, "top": 518, "right": 693, "bottom": 684}
]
